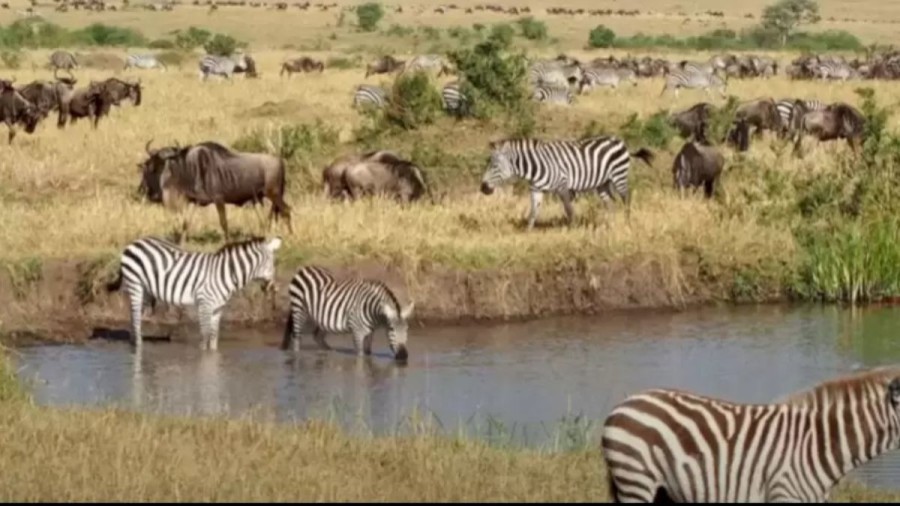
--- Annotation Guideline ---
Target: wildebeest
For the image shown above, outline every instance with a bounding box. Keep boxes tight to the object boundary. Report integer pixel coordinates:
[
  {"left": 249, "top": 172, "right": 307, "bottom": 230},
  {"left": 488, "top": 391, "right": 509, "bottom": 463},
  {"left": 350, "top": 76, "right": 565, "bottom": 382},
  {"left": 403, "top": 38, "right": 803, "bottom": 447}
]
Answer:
[
  {"left": 669, "top": 102, "right": 715, "bottom": 139},
  {"left": 93, "top": 77, "right": 142, "bottom": 107},
  {"left": 138, "top": 140, "right": 293, "bottom": 242},
  {"left": 58, "top": 81, "right": 114, "bottom": 129},
  {"left": 365, "top": 55, "right": 405, "bottom": 78},
  {"left": 341, "top": 152, "right": 431, "bottom": 203},
  {"left": 673, "top": 124, "right": 725, "bottom": 199},
  {"left": 280, "top": 56, "right": 325, "bottom": 77},
  {"left": 0, "top": 78, "right": 42, "bottom": 143},
  {"left": 322, "top": 150, "right": 399, "bottom": 199},
  {"left": 792, "top": 101, "right": 866, "bottom": 155},
  {"left": 734, "top": 98, "right": 781, "bottom": 138},
  {"left": 17, "top": 69, "right": 77, "bottom": 118}
]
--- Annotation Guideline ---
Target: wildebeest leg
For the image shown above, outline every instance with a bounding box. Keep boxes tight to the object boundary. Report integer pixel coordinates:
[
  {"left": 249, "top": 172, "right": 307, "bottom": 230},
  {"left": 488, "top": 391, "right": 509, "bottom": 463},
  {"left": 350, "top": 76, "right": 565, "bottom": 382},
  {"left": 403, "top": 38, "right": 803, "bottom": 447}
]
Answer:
[
  {"left": 6, "top": 120, "right": 15, "bottom": 145},
  {"left": 526, "top": 190, "right": 543, "bottom": 230},
  {"left": 704, "top": 179, "right": 716, "bottom": 199},
  {"left": 214, "top": 201, "right": 229, "bottom": 241}
]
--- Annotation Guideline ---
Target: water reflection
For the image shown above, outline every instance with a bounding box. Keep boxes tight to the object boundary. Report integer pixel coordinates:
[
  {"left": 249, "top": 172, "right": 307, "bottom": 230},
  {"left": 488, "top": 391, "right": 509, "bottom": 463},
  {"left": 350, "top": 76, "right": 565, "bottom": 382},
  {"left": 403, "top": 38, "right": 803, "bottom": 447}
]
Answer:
[{"left": 13, "top": 303, "right": 900, "bottom": 491}]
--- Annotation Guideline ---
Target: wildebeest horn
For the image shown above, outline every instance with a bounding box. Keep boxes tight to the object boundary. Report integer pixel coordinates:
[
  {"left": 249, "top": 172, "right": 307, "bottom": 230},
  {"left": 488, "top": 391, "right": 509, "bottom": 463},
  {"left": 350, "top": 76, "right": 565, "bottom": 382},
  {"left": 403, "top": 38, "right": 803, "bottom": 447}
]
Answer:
[{"left": 145, "top": 139, "right": 154, "bottom": 155}]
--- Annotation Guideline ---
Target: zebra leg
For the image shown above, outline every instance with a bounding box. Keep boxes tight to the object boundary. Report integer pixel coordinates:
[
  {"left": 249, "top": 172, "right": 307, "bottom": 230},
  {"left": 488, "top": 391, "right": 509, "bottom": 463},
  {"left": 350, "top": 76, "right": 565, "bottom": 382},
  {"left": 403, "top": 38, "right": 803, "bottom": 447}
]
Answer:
[
  {"left": 128, "top": 286, "right": 145, "bottom": 348},
  {"left": 197, "top": 301, "right": 220, "bottom": 350},
  {"left": 351, "top": 328, "right": 368, "bottom": 357},
  {"left": 312, "top": 326, "right": 331, "bottom": 350},
  {"left": 207, "top": 306, "right": 223, "bottom": 351},
  {"left": 362, "top": 332, "right": 374, "bottom": 356},
  {"left": 526, "top": 190, "right": 544, "bottom": 230}
]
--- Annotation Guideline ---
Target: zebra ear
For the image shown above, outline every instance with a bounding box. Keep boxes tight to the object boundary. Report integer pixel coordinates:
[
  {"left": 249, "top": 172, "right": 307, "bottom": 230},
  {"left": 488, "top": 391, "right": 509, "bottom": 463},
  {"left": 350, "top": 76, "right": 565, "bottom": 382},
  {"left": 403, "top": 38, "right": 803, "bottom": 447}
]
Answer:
[
  {"left": 266, "top": 237, "right": 283, "bottom": 252},
  {"left": 889, "top": 378, "right": 900, "bottom": 407},
  {"left": 382, "top": 303, "right": 398, "bottom": 321},
  {"left": 401, "top": 302, "right": 415, "bottom": 320}
]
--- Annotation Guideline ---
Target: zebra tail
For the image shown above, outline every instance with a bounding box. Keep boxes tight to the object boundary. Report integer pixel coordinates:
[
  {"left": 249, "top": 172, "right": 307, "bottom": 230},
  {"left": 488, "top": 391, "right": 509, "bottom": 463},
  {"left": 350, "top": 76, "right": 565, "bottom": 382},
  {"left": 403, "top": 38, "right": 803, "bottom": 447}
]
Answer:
[
  {"left": 106, "top": 266, "right": 123, "bottom": 293},
  {"left": 631, "top": 147, "right": 655, "bottom": 167}
]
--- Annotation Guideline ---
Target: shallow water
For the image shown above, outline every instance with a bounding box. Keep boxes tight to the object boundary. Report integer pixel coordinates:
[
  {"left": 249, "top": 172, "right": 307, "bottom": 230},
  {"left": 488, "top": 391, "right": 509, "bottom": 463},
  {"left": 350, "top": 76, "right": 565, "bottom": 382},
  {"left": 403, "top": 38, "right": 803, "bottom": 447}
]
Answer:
[{"left": 13, "top": 303, "right": 900, "bottom": 491}]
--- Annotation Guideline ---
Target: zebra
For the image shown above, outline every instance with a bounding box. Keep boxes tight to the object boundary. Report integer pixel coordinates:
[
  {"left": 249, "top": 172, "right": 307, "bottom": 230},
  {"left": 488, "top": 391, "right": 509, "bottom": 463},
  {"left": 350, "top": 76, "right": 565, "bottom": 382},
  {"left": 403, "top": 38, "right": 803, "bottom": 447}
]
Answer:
[
  {"left": 532, "top": 84, "right": 573, "bottom": 105},
  {"left": 813, "top": 61, "right": 854, "bottom": 81},
  {"left": 479, "top": 136, "right": 655, "bottom": 229},
  {"left": 441, "top": 81, "right": 470, "bottom": 116},
  {"left": 601, "top": 366, "right": 900, "bottom": 503},
  {"left": 528, "top": 60, "right": 582, "bottom": 88},
  {"left": 124, "top": 54, "right": 168, "bottom": 72},
  {"left": 282, "top": 265, "right": 413, "bottom": 361},
  {"left": 352, "top": 84, "right": 388, "bottom": 110},
  {"left": 578, "top": 68, "right": 638, "bottom": 94},
  {"left": 105, "top": 236, "right": 283, "bottom": 350},
  {"left": 776, "top": 98, "right": 825, "bottom": 138},
  {"left": 659, "top": 69, "right": 727, "bottom": 98},
  {"left": 48, "top": 50, "right": 77, "bottom": 75},
  {"left": 402, "top": 54, "right": 450, "bottom": 76},
  {"left": 198, "top": 54, "right": 250, "bottom": 81}
]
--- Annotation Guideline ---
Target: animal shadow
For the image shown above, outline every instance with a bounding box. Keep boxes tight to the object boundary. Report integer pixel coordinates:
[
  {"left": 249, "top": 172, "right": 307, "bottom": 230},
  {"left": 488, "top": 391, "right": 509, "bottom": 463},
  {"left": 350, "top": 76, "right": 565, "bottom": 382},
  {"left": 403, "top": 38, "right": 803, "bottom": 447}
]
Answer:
[{"left": 90, "top": 326, "right": 172, "bottom": 343}]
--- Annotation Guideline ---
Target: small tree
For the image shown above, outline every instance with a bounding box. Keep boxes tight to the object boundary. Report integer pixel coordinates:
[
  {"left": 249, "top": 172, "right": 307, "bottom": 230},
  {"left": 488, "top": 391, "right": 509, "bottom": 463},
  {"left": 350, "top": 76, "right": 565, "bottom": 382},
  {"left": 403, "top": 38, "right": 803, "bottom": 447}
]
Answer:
[
  {"left": 516, "top": 17, "right": 547, "bottom": 41},
  {"left": 204, "top": 33, "right": 242, "bottom": 56},
  {"left": 356, "top": 2, "right": 384, "bottom": 32},
  {"left": 761, "top": 0, "right": 821, "bottom": 47},
  {"left": 588, "top": 25, "right": 616, "bottom": 48},
  {"left": 384, "top": 71, "right": 444, "bottom": 130}
]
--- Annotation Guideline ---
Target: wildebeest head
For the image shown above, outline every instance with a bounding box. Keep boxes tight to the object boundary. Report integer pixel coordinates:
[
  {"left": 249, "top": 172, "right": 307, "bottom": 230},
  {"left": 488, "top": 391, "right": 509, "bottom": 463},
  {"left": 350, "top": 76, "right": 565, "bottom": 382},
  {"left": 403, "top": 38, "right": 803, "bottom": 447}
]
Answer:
[
  {"left": 128, "top": 78, "right": 142, "bottom": 106},
  {"left": 383, "top": 299, "right": 414, "bottom": 361},
  {"left": 137, "top": 139, "right": 186, "bottom": 201},
  {"left": 480, "top": 141, "right": 516, "bottom": 195}
]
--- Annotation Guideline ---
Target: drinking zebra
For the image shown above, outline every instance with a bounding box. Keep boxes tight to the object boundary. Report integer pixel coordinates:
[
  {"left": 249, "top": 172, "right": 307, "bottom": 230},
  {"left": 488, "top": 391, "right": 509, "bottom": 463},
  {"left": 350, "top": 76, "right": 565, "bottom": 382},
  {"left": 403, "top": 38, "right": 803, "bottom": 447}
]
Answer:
[
  {"left": 479, "top": 136, "right": 654, "bottom": 229},
  {"left": 198, "top": 54, "right": 252, "bottom": 81},
  {"left": 282, "top": 265, "right": 413, "bottom": 361},
  {"left": 659, "top": 69, "right": 727, "bottom": 98},
  {"left": 601, "top": 366, "right": 900, "bottom": 502},
  {"left": 578, "top": 68, "right": 638, "bottom": 94},
  {"left": 776, "top": 98, "right": 825, "bottom": 137},
  {"left": 106, "top": 236, "right": 283, "bottom": 350},
  {"left": 441, "top": 81, "right": 470, "bottom": 116},
  {"left": 124, "top": 54, "right": 168, "bottom": 72},
  {"left": 352, "top": 84, "right": 388, "bottom": 109},
  {"left": 532, "top": 84, "right": 573, "bottom": 105}
]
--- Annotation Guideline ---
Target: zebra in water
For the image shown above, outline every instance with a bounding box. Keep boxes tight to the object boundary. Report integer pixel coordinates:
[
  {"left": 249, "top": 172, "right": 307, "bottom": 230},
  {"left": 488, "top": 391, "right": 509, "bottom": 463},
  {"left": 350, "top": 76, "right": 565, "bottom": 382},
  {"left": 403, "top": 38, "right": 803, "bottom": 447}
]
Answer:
[
  {"left": 282, "top": 265, "right": 413, "bottom": 361},
  {"left": 198, "top": 54, "right": 252, "bottom": 81},
  {"left": 776, "top": 98, "right": 825, "bottom": 138},
  {"left": 105, "top": 236, "right": 283, "bottom": 350},
  {"left": 601, "top": 366, "right": 900, "bottom": 503},
  {"left": 124, "top": 54, "right": 168, "bottom": 72},
  {"left": 578, "top": 67, "right": 638, "bottom": 94},
  {"left": 441, "top": 81, "right": 470, "bottom": 116},
  {"left": 659, "top": 69, "right": 727, "bottom": 98},
  {"left": 479, "top": 136, "right": 654, "bottom": 229},
  {"left": 352, "top": 84, "right": 388, "bottom": 109},
  {"left": 48, "top": 50, "right": 77, "bottom": 75},
  {"left": 532, "top": 84, "right": 573, "bottom": 105}
]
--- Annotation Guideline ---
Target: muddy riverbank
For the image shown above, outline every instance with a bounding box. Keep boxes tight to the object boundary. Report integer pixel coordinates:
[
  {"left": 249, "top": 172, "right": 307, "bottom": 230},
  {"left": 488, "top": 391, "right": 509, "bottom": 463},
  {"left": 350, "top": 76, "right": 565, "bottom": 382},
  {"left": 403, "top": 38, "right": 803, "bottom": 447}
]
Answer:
[{"left": 0, "top": 255, "right": 775, "bottom": 345}]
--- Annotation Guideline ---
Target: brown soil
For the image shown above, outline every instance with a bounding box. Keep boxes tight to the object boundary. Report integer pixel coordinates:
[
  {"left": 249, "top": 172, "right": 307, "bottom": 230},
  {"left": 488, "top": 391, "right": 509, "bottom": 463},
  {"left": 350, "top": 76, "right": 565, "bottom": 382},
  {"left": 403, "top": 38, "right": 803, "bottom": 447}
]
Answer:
[{"left": 0, "top": 256, "right": 767, "bottom": 345}]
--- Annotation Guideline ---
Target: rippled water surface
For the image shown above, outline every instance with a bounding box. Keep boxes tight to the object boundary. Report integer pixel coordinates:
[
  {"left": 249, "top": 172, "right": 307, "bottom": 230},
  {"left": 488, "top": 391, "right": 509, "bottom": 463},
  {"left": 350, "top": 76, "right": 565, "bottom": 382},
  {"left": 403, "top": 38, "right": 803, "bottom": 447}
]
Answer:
[{"left": 14, "top": 303, "right": 900, "bottom": 491}]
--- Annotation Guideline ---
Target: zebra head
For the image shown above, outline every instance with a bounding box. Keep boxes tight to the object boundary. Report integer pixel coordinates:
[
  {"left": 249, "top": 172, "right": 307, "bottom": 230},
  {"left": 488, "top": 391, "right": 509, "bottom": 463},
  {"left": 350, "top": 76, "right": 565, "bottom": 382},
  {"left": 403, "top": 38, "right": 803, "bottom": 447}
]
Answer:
[
  {"left": 383, "top": 301, "right": 414, "bottom": 361},
  {"left": 247, "top": 237, "right": 283, "bottom": 293},
  {"left": 480, "top": 142, "right": 516, "bottom": 195}
]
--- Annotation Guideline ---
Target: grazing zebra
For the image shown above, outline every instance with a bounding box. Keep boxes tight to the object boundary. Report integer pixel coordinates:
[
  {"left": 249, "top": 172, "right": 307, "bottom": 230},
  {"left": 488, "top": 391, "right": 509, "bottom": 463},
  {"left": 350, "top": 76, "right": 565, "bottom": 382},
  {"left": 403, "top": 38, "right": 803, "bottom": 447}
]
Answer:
[
  {"left": 49, "top": 50, "right": 77, "bottom": 73},
  {"left": 601, "top": 366, "right": 900, "bottom": 503},
  {"left": 352, "top": 84, "right": 388, "bottom": 109},
  {"left": 660, "top": 69, "right": 727, "bottom": 98},
  {"left": 776, "top": 98, "right": 825, "bottom": 137},
  {"left": 198, "top": 54, "right": 250, "bottom": 81},
  {"left": 282, "top": 265, "right": 413, "bottom": 361},
  {"left": 402, "top": 54, "right": 450, "bottom": 76},
  {"left": 532, "top": 85, "right": 573, "bottom": 105},
  {"left": 124, "top": 54, "right": 168, "bottom": 72},
  {"left": 578, "top": 68, "right": 638, "bottom": 94},
  {"left": 529, "top": 60, "right": 582, "bottom": 88},
  {"left": 106, "top": 236, "right": 283, "bottom": 350},
  {"left": 479, "top": 136, "right": 654, "bottom": 229},
  {"left": 441, "top": 81, "right": 470, "bottom": 116}
]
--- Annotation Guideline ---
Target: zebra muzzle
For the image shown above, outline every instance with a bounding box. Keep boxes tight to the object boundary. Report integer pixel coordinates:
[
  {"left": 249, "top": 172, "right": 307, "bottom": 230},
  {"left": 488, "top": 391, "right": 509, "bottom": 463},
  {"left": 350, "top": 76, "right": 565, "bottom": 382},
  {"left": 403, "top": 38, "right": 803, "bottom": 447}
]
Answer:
[
  {"left": 394, "top": 344, "right": 408, "bottom": 362},
  {"left": 479, "top": 182, "right": 494, "bottom": 195}
]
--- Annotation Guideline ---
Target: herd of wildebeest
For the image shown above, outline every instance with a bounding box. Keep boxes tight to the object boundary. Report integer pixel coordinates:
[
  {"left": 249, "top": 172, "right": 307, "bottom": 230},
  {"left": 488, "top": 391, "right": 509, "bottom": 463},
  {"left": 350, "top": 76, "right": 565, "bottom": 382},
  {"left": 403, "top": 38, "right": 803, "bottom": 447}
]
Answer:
[{"left": 0, "top": 44, "right": 884, "bottom": 242}]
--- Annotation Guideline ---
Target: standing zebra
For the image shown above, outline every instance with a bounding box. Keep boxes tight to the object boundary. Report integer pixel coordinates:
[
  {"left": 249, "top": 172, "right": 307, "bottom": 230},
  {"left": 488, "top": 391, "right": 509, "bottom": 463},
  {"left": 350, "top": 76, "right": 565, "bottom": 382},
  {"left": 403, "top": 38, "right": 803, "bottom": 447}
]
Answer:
[
  {"left": 106, "top": 236, "right": 283, "bottom": 350},
  {"left": 198, "top": 54, "right": 250, "bottom": 81},
  {"left": 49, "top": 50, "right": 78, "bottom": 75},
  {"left": 601, "top": 366, "right": 900, "bottom": 503},
  {"left": 529, "top": 60, "right": 582, "bottom": 88},
  {"left": 532, "top": 84, "right": 573, "bottom": 105},
  {"left": 813, "top": 61, "right": 854, "bottom": 81},
  {"left": 124, "top": 54, "right": 168, "bottom": 72},
  {"left": 578, "top": 68, "right": 638, "bottom": 94},
  {"left": 480, "top": 136, "right": 654, "bottom": 229},
  {"left": 776, "top": 98, "right": 825, "bottom": 137},
  {"left": 441, "top": 81, "right": 470, "bottom": 116},
  {"left": 352, "top": 84, "right": 388, "bottom": 109},
  {"left": 402, "top": 54, "right": 450, "bottom": 77},
  {"left": 282, "top": 265, "right": 413, "bottom": 361},
  {"left": 660, "top": 69, "right": 727, "bottom": 98}
]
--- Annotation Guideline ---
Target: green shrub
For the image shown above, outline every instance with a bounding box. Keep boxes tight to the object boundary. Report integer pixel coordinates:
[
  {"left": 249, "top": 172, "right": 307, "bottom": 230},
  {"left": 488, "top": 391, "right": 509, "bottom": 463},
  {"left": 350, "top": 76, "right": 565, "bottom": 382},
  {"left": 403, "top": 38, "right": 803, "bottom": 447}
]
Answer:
[
  {"left": 173, "top": 26, "right": 211, "bottom": 51},
  {"left": 385, "top": 24, "right": 414, "bottom": 37},
  {"left": 619, "top": 111, "right": 677, "bottom": 149},
  {"left": 588, "top": 25, "right": 616, "bottom": 48},
  {"left": 419, "top": 26, "right": 442, "bottom": 40},
  {"left": 0, "top": 49, "right": 22, "bottom": 69},
  {"left": 384, "top": 71, "right": 444, "bottom": 130},
  {"left": 489, "top": 23, "right": 515, "bottom": 47},
  {"left": 356, "top": 2, "right": 384, "bottom": 32},
  {"left": 204, "top": 33, "right": 244, "bottom": 56},
  {"left": 148, "top": 39, "right": 175, "bottom": 49},
  {"left": 516, "top": 17, "right": 547, "bottom": 41},
  {"left": 70, "top": 23, "right": 146, "bottom": 46}
]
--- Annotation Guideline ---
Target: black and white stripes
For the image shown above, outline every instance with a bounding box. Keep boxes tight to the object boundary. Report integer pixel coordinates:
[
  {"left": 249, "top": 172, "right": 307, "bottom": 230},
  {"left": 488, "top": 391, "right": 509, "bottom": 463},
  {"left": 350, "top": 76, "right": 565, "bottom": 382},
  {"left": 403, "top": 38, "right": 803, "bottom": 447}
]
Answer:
[
  {"left": 198, "top": 54, "right": 248, "bottom": 81},
  {"left": 532, "top": 84, "right": 574, "bottom": 105},
  {"left": 480, "top": 136, "right": 654, "bottom": 229},
  {"left": 106, "top": 236, "right": 283, "bottom": 350},
  {"left": 282, "top": 265, "right": 413, "bottom": 360},
  {"left": 601, "top": 367, "right": 900, "bottom": 502},
  {"left": 125, "top": 54, "right": 168, "bottom": 72},
  {"left": 660, "top": 69, "right": 726, "bottom": 98},
  {"left": 353, "top": 84, "right": 388, "bottom": 109}
]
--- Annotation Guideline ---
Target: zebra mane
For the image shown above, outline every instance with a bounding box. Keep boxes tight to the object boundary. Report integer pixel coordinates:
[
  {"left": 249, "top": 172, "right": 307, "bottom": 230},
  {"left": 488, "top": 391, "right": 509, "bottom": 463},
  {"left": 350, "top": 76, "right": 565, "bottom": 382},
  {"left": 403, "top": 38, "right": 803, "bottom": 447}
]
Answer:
[
  {"left": 778, "top": 366, "right": 900, "bottom": 406},
  {"left": 214, "top": 236, "right": 267, "bottom": 254}
]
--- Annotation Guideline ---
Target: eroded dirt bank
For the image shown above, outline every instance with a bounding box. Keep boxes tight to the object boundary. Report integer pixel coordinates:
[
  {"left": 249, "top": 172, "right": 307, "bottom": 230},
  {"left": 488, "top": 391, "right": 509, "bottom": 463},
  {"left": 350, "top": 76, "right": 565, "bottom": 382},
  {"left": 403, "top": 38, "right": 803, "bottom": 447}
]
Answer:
[{"left": 0, "top": 256, "right": 780, "bottom": 345}]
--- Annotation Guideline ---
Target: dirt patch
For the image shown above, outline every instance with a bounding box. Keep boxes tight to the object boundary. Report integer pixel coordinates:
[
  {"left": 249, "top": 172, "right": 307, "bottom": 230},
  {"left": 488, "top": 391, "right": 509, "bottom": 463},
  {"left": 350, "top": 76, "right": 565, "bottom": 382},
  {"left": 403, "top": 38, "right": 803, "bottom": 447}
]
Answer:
[{"left": 0, "top": 256, "right": 773, "bottom": 345}]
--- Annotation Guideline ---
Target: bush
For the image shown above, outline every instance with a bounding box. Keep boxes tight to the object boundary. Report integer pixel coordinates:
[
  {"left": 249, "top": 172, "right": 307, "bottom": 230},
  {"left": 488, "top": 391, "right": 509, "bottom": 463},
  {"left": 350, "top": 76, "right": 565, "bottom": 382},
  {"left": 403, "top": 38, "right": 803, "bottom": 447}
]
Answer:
[
  {"left": 619, "top": 111, "right": 676, "bottom": 149},
  {"left": 516, "top": 17, "right": 548, "bottom": 41},
  {"left": 174, "top": 26, "right": 211, "bottom": 51},
  {"left": 70, "top": 23, "right": 147, "bottom": 46},
  {"left": 148, "top": 39, "right": 175, "bottom": 49},
  {"left": 489, "top": 23, "right": 515, "bottom": 47},
  {"left": 385, "top": 24, "right": 414, "bottom": 37},
  {"left": 588, "top": 25, "right": 616, "bottom": 48},
  {"left": 356, "top": 2, "right": 384, "bottom": 32},
  {"left": 384, "top": 71, "right": 444, "bottom": 130},
  {"left": 0, "top": 49, "right": 22, "bottom": 69},
  {"left": 204, "top": 33, "right": 244, "bottom": 56}
]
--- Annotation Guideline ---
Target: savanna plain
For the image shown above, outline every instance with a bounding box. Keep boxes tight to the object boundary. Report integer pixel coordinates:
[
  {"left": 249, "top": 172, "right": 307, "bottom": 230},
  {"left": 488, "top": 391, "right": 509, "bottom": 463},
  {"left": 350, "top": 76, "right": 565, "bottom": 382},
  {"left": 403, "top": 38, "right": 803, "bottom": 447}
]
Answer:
[{"left": 2, "top": 0, "right": 900, "bottom": 501}]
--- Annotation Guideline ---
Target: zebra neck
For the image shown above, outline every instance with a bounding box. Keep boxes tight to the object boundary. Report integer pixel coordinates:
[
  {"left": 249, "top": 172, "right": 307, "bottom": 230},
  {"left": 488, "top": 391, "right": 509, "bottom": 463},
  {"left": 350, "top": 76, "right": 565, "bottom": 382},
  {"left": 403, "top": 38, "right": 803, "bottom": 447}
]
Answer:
[
  {"left": 816, "top": 392, "right": 897, "bottom": 477},
  {"left": 215, "top": 252, "right": 253, "bottom": 295}
]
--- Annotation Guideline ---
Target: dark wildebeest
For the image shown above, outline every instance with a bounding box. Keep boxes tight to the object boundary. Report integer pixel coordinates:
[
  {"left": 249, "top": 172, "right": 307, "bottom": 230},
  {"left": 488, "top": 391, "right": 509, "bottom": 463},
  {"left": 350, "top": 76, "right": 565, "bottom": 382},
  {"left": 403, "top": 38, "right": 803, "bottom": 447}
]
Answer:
[
  {"left": 280, "top": 56, "right": 325, "bottom": 77},
  {"left": 670, "top": 102, "right": 715, "bottom": 139},
  {"left": 0, "top": 78, "right": 43, "bottom": 144},
  {"left": 365, "top": 55, "right": 405, "bottom": 78},
  {"left": 340, "top": 151, "right": 431, "bottom": 203},
  {"left": 58, "top": 81, "right": 115, "bottom": 129},
  {"left": 93, "top": 77, "right": 142, "bottom": 108},
  {"left": 734, "top": 98, "right": 781, "bottom": 138},
  {"left": 138, "top": 140, "right": 293, "bottom": 242},
  {"left": 322, "top": 150, "right": 404, "bottom": 200},
  {"left": 673, "top": 123, "right": 725, "bottom": 199},
  {"left": 725, "top": 117, "right": 751, "bottom": 152},
  {"left": 792, "top": 101, "right": 866, "bottom": 155},
  {"left": 17, "top": 69, "right": 78, "bottom": 119}
]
